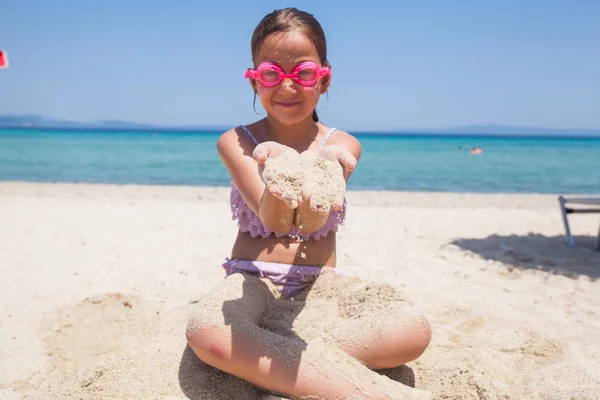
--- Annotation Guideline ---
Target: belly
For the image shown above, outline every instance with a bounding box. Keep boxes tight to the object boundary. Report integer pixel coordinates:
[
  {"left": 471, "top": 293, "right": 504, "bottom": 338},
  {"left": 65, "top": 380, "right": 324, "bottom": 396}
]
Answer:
[{"left": 230, "top": 230, "right": 337, "bottom": 267}]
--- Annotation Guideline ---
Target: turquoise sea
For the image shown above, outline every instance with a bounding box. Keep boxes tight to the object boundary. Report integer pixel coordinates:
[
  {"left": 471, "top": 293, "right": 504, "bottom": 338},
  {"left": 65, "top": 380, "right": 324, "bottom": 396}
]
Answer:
[{"left": 1, "top": 128, "right": 599, "bottom": 194}]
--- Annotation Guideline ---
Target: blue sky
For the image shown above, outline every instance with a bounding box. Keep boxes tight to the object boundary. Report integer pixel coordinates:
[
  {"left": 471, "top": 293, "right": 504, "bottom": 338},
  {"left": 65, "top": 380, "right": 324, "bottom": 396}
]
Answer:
[{"left": 1, "top": 0, "right": 599, "bottom": 131}]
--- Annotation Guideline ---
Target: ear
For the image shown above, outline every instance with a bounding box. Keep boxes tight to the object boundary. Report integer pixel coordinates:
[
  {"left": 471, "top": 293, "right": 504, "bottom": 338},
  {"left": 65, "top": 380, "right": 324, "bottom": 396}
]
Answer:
[
  {"left": 320, "top": 75, "right": 331, "bottom": 94},
  {"left": 248, "top": 78, "right": 257, "bottom": 94}
]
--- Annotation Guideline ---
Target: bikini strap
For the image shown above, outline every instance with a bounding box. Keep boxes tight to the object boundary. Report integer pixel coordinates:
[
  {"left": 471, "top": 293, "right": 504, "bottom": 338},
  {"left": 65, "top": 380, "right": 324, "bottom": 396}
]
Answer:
[
  {"left": 239, "top": 125, "right": 259, "bottom": 145},
  {"left": 321, "top": 127, "right": 337, "bottom": 146}
]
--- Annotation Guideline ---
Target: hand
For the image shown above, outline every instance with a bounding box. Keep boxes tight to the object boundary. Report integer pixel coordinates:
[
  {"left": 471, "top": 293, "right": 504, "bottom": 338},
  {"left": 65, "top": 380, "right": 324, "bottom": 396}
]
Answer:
[
  {"left": 324, "top": 145, "right": 357, "bottom": 177},
  {"left": 300, "top": 145, "right": 357, "bottom": 215},
  {"left": 252, "top": 141, "right": 304, "bottom": 208}
]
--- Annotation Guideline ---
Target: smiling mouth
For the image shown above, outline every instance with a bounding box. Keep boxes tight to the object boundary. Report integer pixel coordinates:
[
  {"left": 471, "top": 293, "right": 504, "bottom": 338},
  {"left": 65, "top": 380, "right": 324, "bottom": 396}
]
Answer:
[{"left": 275, "top": 101, "right": 301, "bottom": 108}]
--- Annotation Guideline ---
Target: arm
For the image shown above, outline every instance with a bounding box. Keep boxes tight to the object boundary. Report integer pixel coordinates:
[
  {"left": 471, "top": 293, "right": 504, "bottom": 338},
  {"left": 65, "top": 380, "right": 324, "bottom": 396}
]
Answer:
[
  {"left": 294, "top": 132, "right": 362, "bottom": 234},
  {"left": 258, "top": 189, "right": 295, "bottom": 234},
  {"left": 217, "top": 129, "right": 295, "bottom": 234}
]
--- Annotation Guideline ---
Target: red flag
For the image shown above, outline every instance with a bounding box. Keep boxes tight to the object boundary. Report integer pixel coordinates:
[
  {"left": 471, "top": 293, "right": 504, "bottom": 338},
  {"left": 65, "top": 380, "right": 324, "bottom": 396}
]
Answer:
[{"left": 0, "top": 49, "right": 7, "bottom": 68}]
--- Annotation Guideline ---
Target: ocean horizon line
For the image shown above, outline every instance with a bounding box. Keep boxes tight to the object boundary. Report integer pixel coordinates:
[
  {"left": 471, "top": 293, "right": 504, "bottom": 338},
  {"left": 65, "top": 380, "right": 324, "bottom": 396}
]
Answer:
[
  {"left": 2, "top": 126, "right": 600, "bottom": 140},
  {"left": 2, "top": 115, "right": 600, "bottom": 137}
]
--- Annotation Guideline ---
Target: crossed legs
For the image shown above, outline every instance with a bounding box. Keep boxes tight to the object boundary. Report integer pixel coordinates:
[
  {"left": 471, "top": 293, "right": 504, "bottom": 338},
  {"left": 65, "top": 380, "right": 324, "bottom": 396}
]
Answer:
[{"left": 186, "top": 271, "right": 431, "bottom": 399}]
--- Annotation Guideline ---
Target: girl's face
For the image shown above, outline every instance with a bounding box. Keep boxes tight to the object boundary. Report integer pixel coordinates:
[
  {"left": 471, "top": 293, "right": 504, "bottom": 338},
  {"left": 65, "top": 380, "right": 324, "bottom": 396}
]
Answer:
[{"left": 252, "top": 30, "right": 329, "bottom": 126}]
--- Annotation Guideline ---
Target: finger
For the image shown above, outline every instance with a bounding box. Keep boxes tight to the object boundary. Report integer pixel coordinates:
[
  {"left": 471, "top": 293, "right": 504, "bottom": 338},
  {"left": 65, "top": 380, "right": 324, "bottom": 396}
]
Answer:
[
  {"left": 310, "top": 197, "right": 331, "bottom": 216},
  {"left": 268, "top": 183, "right": 283, "bottom": 198},
  {"left": 331, "top": 192, "right": 345, "bottom": 211},
  {"left": 252, "top": 146, "right": 271, "bottom": 165},
  {"left": 282, "top": 192, "right": 299, "bottom": 209},
  {"left": 336, "top": 150, "right": 357, "bottom": 173},
  {"left": 254, "top": 141, "right": 284, "bottom": 163},
  {"left": 288, "top": 199, "right": 299, "bottom": 209},
  {"left": 302, "top": 189, "right": 312, "bottom": 203}
]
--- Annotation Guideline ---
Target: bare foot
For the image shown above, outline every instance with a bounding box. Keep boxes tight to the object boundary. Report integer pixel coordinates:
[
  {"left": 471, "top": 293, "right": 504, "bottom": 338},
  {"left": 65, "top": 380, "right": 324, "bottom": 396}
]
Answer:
[
  {"left": 300, "top": 145, "right": 357, "bottom": 215},
  {"left": 253, "top": 141, "right": 305, "bottom": 208}
]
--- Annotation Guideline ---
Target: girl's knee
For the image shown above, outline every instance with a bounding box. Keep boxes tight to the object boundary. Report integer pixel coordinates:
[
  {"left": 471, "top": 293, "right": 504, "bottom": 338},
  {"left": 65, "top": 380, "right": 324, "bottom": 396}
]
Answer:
[
  {"left": 186, "top": 317, "right": 232, "bottom": 362},
  {"left": 185, "top": 283, "right": 268, "bottom": 363},
  {"left": 391, "top": 306, "right": 431, "bottom": 363},
  {"left": 405, "top": 317, "right": 432, "bottom": 361},
  {"left": 186, "top": 297, "right": 233, "bottom": 360},
  {"left": 369, "top": 304, "right": 431, "bottom": 368}
]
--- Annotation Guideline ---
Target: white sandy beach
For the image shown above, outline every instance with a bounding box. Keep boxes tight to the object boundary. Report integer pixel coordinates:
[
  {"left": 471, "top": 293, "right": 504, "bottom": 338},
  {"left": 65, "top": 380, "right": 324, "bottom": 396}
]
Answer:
[{"left": 0, "top": 182, "right": 599, "bottom": 399}]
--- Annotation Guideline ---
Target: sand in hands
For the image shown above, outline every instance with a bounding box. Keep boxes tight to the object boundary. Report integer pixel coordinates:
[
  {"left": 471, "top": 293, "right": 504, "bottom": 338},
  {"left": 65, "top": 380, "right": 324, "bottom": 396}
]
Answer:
[
  {"left": 256, "top": 143, "right": 349, "bottom": 215},
  {"left": 257, "top": 143, "right": 348, "bottom": 232},
  {"left": 257, "top": 144, "right": 305, "bottom": 209},
  {"left": 300, "top": 148, "right": 347, "bottom": 215}
]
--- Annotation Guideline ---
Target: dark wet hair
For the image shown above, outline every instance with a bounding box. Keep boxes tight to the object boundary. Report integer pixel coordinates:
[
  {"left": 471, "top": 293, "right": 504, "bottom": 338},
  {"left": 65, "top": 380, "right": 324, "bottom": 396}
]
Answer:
[{"left": 251, "top": 8, "right": 329, "bottom": 122}]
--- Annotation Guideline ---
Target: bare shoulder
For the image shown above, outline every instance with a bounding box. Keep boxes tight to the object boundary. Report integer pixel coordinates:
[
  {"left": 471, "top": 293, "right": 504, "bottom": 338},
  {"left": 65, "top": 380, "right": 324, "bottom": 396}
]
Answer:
[
  {"left": 327, "top": 128, "right": 362, "bottom": 162},
  {"left": 216, "top": 126, "right": 256, "bottom": 161}
]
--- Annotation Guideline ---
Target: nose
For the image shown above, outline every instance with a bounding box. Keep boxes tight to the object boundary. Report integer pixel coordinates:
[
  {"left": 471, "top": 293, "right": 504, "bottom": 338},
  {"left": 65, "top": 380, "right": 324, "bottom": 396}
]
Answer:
[{"left": 279, "top": 77, "right": 295, "bottom": 90}]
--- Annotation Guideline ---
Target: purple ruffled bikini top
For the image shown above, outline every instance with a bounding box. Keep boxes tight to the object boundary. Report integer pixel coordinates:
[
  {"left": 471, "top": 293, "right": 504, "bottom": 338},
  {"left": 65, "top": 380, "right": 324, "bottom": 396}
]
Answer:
[{"left": 230, "top": 125, "right": 346, "bottom": 241}]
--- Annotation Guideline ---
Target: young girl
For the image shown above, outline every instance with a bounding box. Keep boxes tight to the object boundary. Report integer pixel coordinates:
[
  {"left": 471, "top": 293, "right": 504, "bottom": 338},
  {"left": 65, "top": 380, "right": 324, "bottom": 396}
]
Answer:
[{"left": 186, "top": 8, "right": 432, "bottom": 400}]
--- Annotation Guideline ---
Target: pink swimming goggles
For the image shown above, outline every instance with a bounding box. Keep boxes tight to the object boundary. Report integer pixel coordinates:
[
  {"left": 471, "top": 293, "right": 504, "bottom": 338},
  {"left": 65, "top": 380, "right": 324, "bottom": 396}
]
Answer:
[{"left": 245, "top": 61, "right": 330, "bottom": 87}]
